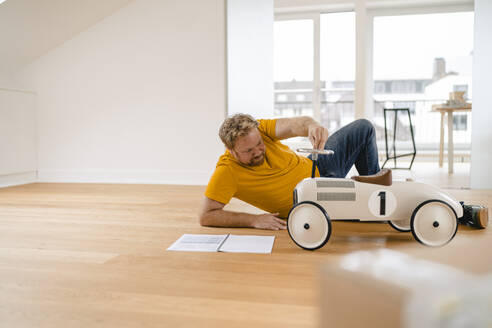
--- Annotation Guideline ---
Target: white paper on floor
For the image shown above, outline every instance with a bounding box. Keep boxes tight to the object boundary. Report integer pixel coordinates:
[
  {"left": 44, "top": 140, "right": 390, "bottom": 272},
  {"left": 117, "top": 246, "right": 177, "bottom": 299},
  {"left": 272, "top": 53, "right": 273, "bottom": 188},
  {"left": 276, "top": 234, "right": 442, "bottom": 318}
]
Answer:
[{"left": 167, "top": 234, "right": 275, "bottom": 254}]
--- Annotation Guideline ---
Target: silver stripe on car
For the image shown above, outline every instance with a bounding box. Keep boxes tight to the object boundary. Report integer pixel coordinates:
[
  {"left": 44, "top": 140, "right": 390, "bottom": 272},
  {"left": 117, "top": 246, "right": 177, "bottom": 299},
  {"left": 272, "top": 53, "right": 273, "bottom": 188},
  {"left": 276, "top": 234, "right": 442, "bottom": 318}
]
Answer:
[
  {"left": 317, "top": 192, "right": 356, "bottom": 201},
  {"left": 316, "top": 180, "right": 355, "bottom": 188}
]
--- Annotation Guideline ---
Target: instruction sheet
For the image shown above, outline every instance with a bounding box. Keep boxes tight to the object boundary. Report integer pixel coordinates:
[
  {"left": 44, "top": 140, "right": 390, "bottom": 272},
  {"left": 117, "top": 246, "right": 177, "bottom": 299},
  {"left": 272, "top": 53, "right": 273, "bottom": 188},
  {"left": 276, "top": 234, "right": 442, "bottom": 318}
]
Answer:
[{"left": 167, "top": 234, "right": 275, "bottom": 254}]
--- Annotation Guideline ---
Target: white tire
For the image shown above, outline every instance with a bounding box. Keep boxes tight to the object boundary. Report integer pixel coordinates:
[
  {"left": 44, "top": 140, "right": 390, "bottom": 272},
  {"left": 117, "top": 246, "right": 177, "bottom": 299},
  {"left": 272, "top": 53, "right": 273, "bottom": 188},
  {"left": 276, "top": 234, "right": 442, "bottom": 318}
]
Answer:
[
  {"left": 287, "top": 201, "right": 331, "bottom": 250},
  {"left": 410, "top": 200, "right": 458, "bottom": 247},
  {"left": 388, "top": 218, "right": 411, "bottom": 232}
]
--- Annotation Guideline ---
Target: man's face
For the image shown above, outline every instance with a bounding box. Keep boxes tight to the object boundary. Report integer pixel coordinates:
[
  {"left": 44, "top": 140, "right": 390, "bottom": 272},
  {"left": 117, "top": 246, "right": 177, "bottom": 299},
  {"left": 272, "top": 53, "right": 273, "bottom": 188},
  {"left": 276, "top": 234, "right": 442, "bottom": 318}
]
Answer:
[{"left": 230, "top": 128, "right": 266, "bottom": 166}]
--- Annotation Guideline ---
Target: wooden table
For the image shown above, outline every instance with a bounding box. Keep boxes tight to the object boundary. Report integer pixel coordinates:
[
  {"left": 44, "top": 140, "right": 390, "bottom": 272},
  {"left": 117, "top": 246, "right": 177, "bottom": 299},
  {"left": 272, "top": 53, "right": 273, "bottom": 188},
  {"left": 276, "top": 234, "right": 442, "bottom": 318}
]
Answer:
[{"left": 431, "top": 104, "right": 471, "bottom": 174}]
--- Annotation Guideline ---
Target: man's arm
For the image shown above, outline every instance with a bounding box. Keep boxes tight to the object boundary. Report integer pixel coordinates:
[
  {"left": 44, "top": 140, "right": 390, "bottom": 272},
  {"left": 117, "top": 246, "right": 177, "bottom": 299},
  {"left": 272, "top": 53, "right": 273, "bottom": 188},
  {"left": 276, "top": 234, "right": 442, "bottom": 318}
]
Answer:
[
  {"left": 275, "top": 116, "right": 329, "bottom": 149},
  {"left": 199, "top": 197, "right": 287, "bottom": 230}
]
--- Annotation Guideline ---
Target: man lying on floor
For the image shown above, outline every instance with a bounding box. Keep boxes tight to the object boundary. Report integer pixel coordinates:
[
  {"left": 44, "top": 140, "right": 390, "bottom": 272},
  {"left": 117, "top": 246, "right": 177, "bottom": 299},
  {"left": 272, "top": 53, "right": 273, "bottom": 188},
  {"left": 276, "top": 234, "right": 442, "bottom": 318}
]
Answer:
[{"left": 199, "top": 113, "right": 380, "bottom": 230}]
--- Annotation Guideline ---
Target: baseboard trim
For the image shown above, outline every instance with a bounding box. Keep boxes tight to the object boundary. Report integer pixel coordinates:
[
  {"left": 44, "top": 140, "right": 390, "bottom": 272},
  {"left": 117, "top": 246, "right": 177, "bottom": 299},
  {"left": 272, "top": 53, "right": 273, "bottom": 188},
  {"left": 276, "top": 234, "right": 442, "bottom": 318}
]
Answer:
[
  {"left": 0, "top": 171, "right": 37, "bottom": 188},
  {"left": 37, "top": 169, "right": 211, "bottom": 186}
]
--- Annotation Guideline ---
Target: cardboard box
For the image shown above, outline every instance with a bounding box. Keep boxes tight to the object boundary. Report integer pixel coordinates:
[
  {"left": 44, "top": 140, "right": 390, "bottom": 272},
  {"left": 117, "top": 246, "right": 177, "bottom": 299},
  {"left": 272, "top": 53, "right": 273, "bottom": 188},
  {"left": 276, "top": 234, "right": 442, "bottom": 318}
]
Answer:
[{"left": 319, "top": 239, "right": 492, "bottom": 328}]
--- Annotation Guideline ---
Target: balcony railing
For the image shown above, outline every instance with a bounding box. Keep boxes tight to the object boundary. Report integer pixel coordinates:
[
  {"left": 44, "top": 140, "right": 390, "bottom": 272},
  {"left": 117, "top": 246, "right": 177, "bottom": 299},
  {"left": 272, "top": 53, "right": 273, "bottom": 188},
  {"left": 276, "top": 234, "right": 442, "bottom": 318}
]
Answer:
[{"left": 274, "top": 97, "right": 472, "bottom": 151}]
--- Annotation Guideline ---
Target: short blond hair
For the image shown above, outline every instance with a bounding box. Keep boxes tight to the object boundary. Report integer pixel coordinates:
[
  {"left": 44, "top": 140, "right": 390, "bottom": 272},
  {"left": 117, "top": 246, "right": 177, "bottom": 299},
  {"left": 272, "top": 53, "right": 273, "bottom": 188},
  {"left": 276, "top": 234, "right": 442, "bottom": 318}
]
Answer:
[{"left": 219, "top": 113, "right": 259, "bottom": 149}]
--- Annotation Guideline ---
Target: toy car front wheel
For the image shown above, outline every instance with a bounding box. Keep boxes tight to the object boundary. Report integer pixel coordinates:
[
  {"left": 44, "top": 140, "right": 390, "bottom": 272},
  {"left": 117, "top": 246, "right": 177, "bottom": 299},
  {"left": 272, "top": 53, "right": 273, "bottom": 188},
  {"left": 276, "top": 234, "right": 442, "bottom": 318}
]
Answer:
[
  {"left": 287, "top": 201, "right": 331, "bottom": 250},
  {"left": 410, "top": 200, "right": 458, "bottom": 247},
  {"left": 388, "top": 218, "right": 411, "bottom": 232}
]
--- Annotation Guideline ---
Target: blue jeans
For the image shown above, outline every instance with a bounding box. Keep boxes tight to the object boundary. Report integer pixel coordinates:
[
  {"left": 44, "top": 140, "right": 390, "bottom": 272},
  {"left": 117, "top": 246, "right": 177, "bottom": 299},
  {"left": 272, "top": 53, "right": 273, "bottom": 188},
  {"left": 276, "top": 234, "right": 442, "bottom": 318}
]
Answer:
[{"left": 309, "top": 119, "right": 380, "bottom": 178}]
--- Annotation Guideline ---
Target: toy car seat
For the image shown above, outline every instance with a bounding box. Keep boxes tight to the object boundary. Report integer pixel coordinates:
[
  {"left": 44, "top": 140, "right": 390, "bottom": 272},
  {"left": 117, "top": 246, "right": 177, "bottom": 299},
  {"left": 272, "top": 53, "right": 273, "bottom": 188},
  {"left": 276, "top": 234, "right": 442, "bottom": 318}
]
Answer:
[{"left": 351, "top": 168, "right": 392, "bottom": 186}]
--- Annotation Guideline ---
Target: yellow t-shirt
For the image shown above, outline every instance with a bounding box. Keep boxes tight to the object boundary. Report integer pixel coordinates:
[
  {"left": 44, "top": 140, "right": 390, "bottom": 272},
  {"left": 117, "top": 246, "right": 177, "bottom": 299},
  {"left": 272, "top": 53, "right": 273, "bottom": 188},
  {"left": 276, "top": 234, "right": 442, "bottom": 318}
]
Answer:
[{"left": 205, "top": 119, "right": 319, "bottom": 218}]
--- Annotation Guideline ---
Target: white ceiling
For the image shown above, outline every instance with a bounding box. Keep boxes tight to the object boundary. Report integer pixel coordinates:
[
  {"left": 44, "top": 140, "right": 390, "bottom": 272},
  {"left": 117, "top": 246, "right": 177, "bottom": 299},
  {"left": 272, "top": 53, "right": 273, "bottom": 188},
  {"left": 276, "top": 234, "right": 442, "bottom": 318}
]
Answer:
[{"left": 0, "top": 0, "right": 133, "bottom": 74}]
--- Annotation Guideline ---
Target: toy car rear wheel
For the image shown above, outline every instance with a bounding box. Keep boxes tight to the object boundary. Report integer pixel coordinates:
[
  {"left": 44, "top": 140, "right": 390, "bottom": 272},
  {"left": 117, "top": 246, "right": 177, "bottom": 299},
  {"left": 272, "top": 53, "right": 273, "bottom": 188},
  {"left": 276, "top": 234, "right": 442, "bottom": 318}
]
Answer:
[
  {"left": 287, "top": 201, "right": 331, "bottom": 250},
  {"left": 410, "top": 200, "right": 458, "bottom": 247},
  {"left": 388, "top": 218, "right": 411, "bottom": 232}
]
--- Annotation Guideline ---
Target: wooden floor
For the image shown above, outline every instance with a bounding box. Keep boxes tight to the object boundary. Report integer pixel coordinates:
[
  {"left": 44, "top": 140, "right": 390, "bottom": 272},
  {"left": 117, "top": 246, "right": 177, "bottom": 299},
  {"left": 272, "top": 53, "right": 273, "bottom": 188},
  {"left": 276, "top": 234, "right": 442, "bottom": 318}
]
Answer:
[
  {"left": 390, "top": 161, "right": 472, "bottom": 189},
  {"left": 1, "top": 181, "right": 491, "bottom": 328}
]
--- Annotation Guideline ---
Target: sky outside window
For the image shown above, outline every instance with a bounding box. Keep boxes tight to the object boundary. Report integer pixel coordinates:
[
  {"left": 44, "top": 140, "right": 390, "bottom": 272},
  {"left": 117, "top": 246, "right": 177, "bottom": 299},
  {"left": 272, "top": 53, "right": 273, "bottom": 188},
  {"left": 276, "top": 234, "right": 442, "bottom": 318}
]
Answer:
[
  {"left": 274, "top": 19, "right": 313, "bottom": 82},
  {"left": 374, "top": 12, "right": 474, "bottom": 80},
  {"left": 321, "top": 12, "right": 355, "bottom": 83},
  {"left": 274, "top": 12, "right": 473, "bottom": 82}
]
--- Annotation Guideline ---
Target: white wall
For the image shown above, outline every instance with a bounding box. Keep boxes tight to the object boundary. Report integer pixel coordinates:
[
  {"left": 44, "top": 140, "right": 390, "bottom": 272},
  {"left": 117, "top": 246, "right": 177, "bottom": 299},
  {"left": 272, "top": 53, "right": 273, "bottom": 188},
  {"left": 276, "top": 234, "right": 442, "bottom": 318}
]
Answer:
[
  {"left": 227, "top": 0, "right": 274, "bottom": 118},
  {"left": 0, "top": 72, "right": 12, "bottom": 86},
  {"left": 16, "top": 0, "right": 226, "bottom": 185},
  {"left": 470, "top": 0, "right": 492, "bottom": 189},
  {"left": 0, "top": 88, "right": 37, "bottom": 187}
]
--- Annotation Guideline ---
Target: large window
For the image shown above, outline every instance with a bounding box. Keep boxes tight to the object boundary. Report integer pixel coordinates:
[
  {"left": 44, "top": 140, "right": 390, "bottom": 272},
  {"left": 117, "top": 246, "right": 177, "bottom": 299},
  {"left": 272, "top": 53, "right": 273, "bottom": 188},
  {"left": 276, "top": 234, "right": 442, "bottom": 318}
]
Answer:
[
  {"left": 274, "top": 12, "right": 355, "bottom": 134},
  {"left": 373, "top": 12, "right": 474, "bottom": 150},
  {"left": 274, "top": 9, "right": 474, "bottom": 154}
]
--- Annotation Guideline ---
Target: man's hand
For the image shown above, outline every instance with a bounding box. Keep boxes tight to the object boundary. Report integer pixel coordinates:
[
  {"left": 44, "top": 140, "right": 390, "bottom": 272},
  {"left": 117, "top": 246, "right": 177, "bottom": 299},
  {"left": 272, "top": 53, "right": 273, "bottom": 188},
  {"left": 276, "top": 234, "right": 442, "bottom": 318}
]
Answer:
[
  {"left": 308, "top": 123, "right": 329, "bottom": 149},
  {"left": 200, "top": 197, "right": 287, "bottom": 230},
  {"left": 252, "top": 213, "right": 287, "bottom": 230},
  {"left": 275, "top": 117, "right": 329, "bottom": 149}
]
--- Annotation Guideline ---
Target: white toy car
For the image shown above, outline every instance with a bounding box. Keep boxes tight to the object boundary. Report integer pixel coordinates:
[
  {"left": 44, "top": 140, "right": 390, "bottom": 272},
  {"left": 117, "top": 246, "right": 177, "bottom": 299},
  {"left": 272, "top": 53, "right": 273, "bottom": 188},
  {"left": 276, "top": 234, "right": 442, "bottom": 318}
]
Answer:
[{"left": 287, "top": 149, "right": 488, "bottom": 250}]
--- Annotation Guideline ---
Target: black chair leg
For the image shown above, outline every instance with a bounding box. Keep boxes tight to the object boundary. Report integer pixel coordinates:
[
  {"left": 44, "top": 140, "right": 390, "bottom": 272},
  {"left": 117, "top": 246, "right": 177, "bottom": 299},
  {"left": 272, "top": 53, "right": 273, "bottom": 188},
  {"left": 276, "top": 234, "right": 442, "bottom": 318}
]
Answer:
[{"left": 383, "top": 108, "right": 417, "bottom": 170}]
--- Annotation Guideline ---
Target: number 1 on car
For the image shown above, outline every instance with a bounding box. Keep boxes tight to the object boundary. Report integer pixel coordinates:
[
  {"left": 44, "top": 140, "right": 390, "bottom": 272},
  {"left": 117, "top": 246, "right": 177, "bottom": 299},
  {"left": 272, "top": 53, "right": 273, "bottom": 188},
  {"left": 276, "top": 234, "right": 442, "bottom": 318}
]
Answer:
[
  {"left": 378, "top": 191, "right": 386, "bottom": 215},
  {"left": 369, "top": 190, "right": 396, "bottom": 218}
]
